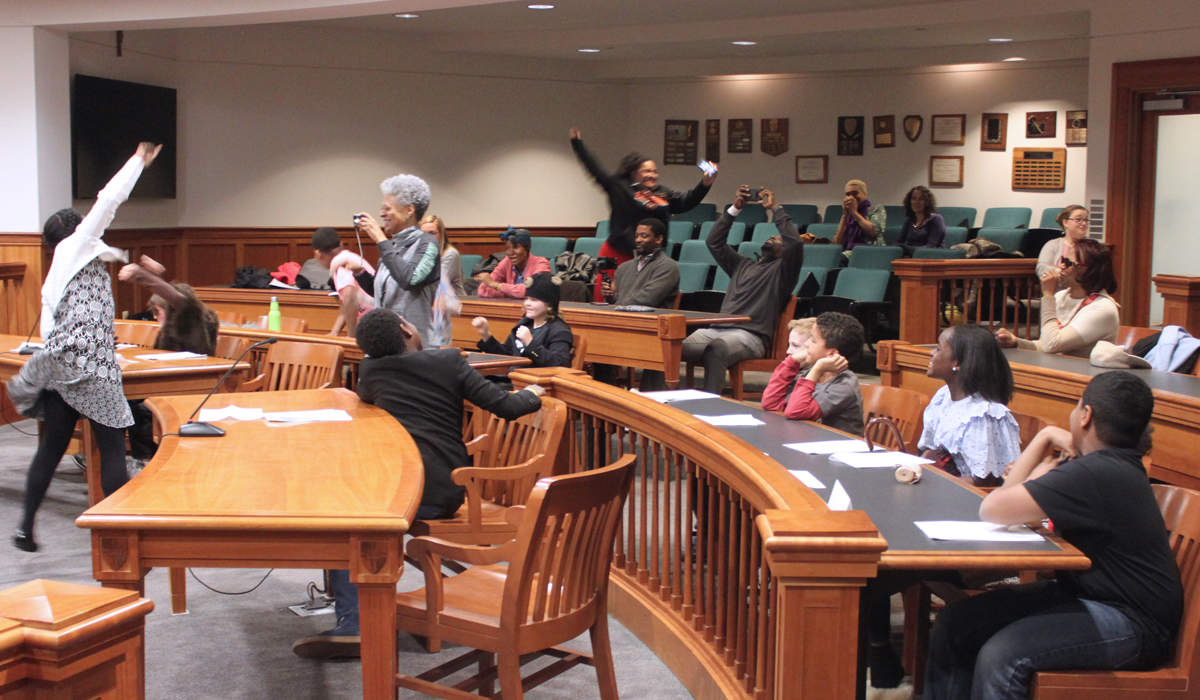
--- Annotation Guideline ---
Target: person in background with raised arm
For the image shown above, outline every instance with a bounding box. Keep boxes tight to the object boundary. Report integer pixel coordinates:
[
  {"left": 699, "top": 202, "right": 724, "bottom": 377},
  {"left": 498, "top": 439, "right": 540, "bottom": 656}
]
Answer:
[
  {"left": 8, "top": 142, "right": 161, "bottom": 552},
  {"left": 570, "top": 127, "right": 716, "bottom": 301}
]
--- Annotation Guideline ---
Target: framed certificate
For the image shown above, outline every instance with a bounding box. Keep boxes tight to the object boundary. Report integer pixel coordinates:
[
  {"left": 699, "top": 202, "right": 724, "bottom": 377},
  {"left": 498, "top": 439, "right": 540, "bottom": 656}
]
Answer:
[
  {"left": 931, "top": 114, "right": 966, "bottom": 146},
  {"left": 930, "top": 155, "right": 964, "bottom": 188},
  {"left": 795, "top": 155, "right": 828, "bottom": 184}
]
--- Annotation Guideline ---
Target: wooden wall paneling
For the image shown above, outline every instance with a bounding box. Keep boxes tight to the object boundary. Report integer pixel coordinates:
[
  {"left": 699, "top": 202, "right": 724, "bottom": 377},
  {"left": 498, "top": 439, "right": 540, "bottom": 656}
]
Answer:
[
  {"left": 243, "top": 243, "right": 292, "bottom": 274},
  {"left": 187, "top": 243, "right": 238, "bottom": 287},
  {"left": 0, "top": 234, "right": 44, "bottom": 336}
]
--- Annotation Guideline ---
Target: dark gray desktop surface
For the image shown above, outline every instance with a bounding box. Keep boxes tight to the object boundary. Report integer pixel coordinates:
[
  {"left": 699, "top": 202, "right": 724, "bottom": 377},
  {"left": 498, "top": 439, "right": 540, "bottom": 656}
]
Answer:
[
  {"left": 1002, "top": 348, "right": 1200, "bottom": 399},
  {"left": 667, "top": 396, "right": 1065, "bottom": 558}
]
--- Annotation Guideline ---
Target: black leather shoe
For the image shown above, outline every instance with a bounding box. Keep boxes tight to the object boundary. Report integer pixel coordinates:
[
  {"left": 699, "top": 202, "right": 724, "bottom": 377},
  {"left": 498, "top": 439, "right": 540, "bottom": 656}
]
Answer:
[{"left": 12, "top": 530, "right": 37, "bottom": 552}]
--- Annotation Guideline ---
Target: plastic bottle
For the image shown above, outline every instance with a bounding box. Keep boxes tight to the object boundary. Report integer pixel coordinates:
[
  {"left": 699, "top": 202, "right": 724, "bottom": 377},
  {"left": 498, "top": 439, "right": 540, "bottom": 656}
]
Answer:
[{"left": 267, "top": 296, "right": 282, "bottom": 332}]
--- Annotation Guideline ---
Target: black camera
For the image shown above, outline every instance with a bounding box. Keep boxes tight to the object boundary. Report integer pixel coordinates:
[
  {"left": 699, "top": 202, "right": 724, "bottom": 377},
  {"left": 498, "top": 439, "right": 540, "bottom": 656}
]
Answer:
[
  {"left": 594, "top": 257, "right": 619, "bottom": 271},
  {"left": 745, "top": 187, "right": 763, "bottom": 203}
]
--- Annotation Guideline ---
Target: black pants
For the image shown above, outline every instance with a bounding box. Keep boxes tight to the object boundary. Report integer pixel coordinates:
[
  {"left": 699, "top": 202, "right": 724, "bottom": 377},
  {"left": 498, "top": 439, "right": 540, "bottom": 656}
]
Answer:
[{"left": 19, "top": 390, "right": 128, "bottom": 535}]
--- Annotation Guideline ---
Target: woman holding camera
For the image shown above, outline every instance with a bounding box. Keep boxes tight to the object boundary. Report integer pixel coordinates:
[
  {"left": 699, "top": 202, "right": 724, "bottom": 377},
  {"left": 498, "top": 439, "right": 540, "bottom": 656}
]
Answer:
[{"left": 570, "top": 127, "right": 716, "bottom": 300}]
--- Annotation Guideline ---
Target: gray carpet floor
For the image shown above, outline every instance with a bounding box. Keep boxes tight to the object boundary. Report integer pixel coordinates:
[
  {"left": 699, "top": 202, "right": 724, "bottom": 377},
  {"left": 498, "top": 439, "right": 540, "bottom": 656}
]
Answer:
[{"left": 0, "top": 419, "right": 694, "bottom": 700}]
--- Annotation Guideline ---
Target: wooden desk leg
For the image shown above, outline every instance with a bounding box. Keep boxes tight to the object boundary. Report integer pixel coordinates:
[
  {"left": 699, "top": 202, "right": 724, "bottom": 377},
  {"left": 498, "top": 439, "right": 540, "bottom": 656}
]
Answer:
[
  {"left": 82, "top": 421, "right": 103, "bottom": 506},
  {"left": 661, "top": 338, "right": 682, "bottom": 390},
  {"left": 359, "top": 581, "right": 398, "bottom": 700},
  {"left": 169, "top": 567, "right": 189, "bottom": 614}
]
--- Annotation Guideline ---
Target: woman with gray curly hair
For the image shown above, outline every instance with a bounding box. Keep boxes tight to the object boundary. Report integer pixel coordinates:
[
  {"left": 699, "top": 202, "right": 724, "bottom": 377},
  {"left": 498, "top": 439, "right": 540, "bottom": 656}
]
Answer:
[{"left": 347, "top": 173, "right": 442, "bottom": 348}]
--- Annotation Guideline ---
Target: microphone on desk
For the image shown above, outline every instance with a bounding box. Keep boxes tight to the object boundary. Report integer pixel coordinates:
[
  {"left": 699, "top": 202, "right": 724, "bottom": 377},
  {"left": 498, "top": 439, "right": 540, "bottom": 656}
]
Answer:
[{"left": 178, "top": 337, "right": 278, "bottom": 438}]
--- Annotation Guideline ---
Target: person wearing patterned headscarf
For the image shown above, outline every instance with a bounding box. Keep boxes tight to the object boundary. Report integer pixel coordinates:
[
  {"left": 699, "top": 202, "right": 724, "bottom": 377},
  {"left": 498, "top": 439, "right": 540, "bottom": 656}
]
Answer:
[{"left": 7, "top": 142, "right": 162, "bottom": 553}]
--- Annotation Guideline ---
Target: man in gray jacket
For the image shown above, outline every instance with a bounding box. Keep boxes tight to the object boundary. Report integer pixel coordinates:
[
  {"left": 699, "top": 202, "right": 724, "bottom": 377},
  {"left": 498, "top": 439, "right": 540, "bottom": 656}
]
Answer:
[
  {"left": 682, "top": 186, "right": 804, "bottom": 393},
  {"left": 597, "top": 218, "right": 680, "bottom": 390}
]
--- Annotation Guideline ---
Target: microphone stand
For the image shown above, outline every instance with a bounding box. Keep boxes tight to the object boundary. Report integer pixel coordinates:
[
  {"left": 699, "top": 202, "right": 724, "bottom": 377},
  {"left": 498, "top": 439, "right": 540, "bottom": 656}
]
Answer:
[{"left": 179, "top": 337, "right": 277, "bottom": 437}]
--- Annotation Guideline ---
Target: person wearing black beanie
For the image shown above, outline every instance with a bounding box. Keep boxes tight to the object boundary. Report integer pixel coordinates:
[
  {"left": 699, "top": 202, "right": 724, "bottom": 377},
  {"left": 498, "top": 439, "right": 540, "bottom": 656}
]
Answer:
[{"left": 472, "top": 272, "right": 573, "bottom": 367}]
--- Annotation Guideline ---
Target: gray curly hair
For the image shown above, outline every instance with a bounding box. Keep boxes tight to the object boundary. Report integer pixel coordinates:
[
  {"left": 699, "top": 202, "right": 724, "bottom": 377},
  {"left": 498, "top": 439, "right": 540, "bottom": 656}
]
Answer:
[{"left": 380, "top": 174, "right": 431, "bottom": 220}]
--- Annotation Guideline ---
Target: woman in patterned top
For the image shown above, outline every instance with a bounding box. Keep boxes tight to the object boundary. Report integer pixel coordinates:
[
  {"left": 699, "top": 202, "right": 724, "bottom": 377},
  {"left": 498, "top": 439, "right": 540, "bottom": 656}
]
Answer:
[{"left": 7, "top": 142, "right": 162, "bottom": 552}]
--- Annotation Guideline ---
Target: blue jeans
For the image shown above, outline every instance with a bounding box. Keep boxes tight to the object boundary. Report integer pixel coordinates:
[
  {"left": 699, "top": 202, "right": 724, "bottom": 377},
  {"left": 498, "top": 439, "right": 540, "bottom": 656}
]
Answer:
[
  {"left": 326, "top": 504, "right": 453, "bottom": 636},
  {"left": 924, "top": 580, "right": 1146, "bottom": 700}
]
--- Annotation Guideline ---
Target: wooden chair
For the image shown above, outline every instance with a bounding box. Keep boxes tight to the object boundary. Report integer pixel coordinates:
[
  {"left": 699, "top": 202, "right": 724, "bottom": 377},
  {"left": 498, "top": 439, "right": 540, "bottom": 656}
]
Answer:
[
  {"left": 256, "top": 315, "right": 308, "bottom": 334},
  {"left": 725, "top": 295, "right": 799, "bottom": 401},
  {"left": 216, "top": 310, "right": 247, "bottom": 326},
  {"left": 213, "top": 335, "right": 252, "bottom": 361},
  {"left": 1117, "top": 325, "right": 1158, "bottom": 349},
  {"left": 861, "top": 384, "right": 929, "bottom": 454},
  {"left": 571, "top": 333, "right": 588, "bottom": 371},
  {"left": 395, "top": 454, "right": 636, "bottom": 700},
  {"left": 113, "top": 321, "right": 160, "bottom": 348},
  {"left": 1010, "top": 409, "right": 1058, "bottom": 461},
  {"left": 240, "top": 340, "right": 343, "bottom": 391},
  {"left": 1032, "top": 484, "right": 1200, "bottom": 699},
  {"left": 407, "top": 397, "right": 569, "bottom": 546}
]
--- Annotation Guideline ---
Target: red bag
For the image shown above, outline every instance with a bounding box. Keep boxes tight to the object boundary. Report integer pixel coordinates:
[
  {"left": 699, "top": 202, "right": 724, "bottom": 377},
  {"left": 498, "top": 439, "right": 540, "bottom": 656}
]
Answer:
[{"left": 269, "top": 262, "right": 302, "bottom": 285}]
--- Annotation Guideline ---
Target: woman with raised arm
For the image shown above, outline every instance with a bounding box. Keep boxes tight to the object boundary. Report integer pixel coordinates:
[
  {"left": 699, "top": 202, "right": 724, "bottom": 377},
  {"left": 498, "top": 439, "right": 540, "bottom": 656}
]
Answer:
[
  {"left": 7, "top": 142, "right": 162, "bottom": 552},
  {"left": 569, "top": 127, "right": 717, "bottom": 300}
]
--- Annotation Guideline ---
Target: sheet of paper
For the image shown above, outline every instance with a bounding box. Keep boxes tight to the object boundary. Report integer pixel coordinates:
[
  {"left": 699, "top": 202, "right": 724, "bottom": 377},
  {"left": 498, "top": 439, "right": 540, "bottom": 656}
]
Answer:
[
  {"left": 785, "top": 439, "right": 875, "bottom": 455},
  {"left": 788, "top": 470, "right": 826, "bottom": 489},
  {"left": 694, "top": 414, "right": 765, "bottom": 427},
  {"left": 263, "top": 409, "right": 353, "bottom": 423},
  {"left": 639, "top": 389, "right": 719, "bottom": 403},
  {"left": 199, "top": 406, "right": 264, "bottom": 422},
  {"left": 915, "top": 521, "right": 1045, "bottom": 543},
  {"left": 136, "top": 351, "right": 207, "bottom": 361},
  {"left": 829, "top": 451, "right": 934, "bottom": 469},
  {"left": 827, "top": 480, "right": 852, "bottom": 511},
  {"left": 114, "top": 343, "right": 137, "bottom": 349}
]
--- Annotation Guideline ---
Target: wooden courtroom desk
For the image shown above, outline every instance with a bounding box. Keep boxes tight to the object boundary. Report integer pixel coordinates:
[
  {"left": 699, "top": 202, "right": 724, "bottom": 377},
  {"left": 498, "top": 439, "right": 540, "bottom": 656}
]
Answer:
[
  {"left": 663, "top": 395, "right": 1085, "bottom": 572},
  {"left": 0, "top": 334, "right": 250, "bottom": 505},
  {"left": 878, "top": 340, "right": 1200, "bottom": 489},
  {"left": 452, "top": 299, "right": 751, "bottom": 389},
  {"left": 76, "top": 388, "right": 422, "bottom": 700}
]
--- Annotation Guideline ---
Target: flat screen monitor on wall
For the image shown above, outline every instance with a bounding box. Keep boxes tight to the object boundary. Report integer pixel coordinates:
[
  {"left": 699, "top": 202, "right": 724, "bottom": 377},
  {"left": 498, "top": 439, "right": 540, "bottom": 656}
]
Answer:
[{"left": 71, "top": 74, "right": 177, "bottom": 199}]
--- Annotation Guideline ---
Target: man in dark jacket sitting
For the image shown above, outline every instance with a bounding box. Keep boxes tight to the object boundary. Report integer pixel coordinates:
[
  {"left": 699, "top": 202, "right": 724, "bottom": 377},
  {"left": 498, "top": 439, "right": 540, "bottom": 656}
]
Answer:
[
  {"left": 293, "top": 308, "right": 544, "bottom": 660},
  {"left": 682, "top": 186, "right": 804, "bottom": 393}
]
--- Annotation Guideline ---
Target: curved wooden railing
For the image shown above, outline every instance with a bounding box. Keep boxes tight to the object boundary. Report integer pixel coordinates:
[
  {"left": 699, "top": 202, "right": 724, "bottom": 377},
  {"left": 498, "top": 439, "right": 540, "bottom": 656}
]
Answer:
[
  {"left": 892, "top": 258, "right": 1041, "bottom": 346},
  {"left": 511, "top": 367, "right": 887, "bottom": 700}
]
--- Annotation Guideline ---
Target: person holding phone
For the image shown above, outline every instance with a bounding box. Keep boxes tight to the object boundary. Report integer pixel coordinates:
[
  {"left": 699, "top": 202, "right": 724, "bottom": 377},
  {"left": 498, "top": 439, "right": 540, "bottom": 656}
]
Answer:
[
  {"left": 569, "top": 127, "right": 717, "bottom": 300},
  {"left": 833, "top": 179, "right": 886, "bottom": 256}
]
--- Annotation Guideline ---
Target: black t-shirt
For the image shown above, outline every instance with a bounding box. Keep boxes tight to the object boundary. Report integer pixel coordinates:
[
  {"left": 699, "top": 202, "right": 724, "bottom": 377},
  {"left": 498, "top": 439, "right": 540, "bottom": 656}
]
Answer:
[
  {"left": 356, "top": 348, "right": 542, "bottom": 515},
  {"left": 1025, "top": 447, "right": 1183, "bottom": 661}
]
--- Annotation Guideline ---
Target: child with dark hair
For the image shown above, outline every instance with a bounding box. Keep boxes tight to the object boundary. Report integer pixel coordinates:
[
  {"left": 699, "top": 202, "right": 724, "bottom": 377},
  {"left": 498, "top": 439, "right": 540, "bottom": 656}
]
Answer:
[
  {"left": 295, "top": 307, "right": 545, "bottom": 659},
  {"left": 920, "top": 324, "right": 1021, "bottom": 487},
  {"left": 7, "top": 142, "right": 162, "bottom": 552},
  {"left": 925, "top": 371, "right": 1183, "bottom": 699},
  {"left": 761, "top": 312, "right": 864, "bottom": 435},
  {"left": 313, "top": 227, "right": 374, "bottom": 338}
]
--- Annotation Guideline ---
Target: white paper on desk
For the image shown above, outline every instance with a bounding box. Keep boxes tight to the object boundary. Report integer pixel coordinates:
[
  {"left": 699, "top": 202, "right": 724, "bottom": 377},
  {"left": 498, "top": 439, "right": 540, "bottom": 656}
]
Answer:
[
  {"left": 198, "top": 406, "right": 264, "bottom": 422},
  {"left": 827, "top": 480, "right": 852, "bottom": 510},
  {"left": 136, "top": 351, "right": 207, "bottom": 361},
  {"left": 786, "top": 439, "right": 877, "bottom": 455},
  {"left": 915, "top": 521, "right": 1044, "bottom": 543},
  {"left": 789, "top": 470, "right": 827, "bottom": 489},
  {"left": 694, "top": 414, "right": 765, "bottom": 427},
  {"left": 640, "top": 389, "right": 719, "bottom": 403},
  {"left": 263, "top": 409, "right": 352, "bottom": 423},
  {"left": 829, "top": 451, "right": 934, "bottom": 469},
  {"left": 114, "top": 343, "right": 137, "bottom": 350},
  {"left": 268, "top": 279, "right": 299, "bottom": 290}
]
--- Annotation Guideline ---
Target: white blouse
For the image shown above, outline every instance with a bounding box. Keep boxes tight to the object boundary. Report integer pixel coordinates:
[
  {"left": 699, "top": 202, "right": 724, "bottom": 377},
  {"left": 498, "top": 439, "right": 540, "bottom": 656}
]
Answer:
[{"left": 918, "top": 385, "right": 1022, "bottom": 480}]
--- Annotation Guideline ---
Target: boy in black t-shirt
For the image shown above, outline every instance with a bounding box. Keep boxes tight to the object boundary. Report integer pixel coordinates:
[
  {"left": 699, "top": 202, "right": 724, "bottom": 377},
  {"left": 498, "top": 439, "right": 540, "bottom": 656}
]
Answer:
[{"left": 924, "top": 371, "right": 1183, "bottom": 700}]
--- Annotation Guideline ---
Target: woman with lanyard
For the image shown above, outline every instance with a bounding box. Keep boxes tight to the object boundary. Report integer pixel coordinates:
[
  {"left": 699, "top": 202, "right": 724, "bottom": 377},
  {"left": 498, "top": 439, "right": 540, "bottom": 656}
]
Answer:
[
  {"left": 8, "top": 142, "right": 162, "bottom": 552},
  {"left": 569, "top": 127, "right": 717, "bottom": 300},
  {"left": 997, "top": 238, "right": 1119, "bottom": 357}
]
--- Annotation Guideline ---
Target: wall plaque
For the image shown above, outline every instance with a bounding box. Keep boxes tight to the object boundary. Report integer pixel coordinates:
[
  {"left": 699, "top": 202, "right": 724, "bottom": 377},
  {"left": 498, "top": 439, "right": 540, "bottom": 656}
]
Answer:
[
  {"left": 873, "top": 115, "right": 895, "bottom": 148},
  {"left": 728, "top": 119, "right": 753, "bottom": 154},
  {"left": 761, "top": 118, "right": 789, "bottom": 157},
  {"left": 930, "top": 155, "right": 964, "bottom": 188},
  {"left": 931, "top": 114, "right": 966, "bottom": 146},
  {"left": 705, "top": 119, "right": 721, "bottom": 162},
  {"left": 1065, "top": 110, "right": 1087, "bottom": 146},
  {"left": 903, "top": 115, "right": 923, "bottom": 142},
  {"left": 838, "top": 116, "right": 864, "bottom": 156},
  {"left": 1026, "top": 111, "right": 1057, "bottom": 138},
  {"left": 663, "top": 120, "right": 698, "bottom": 165},
  {"left": 981, "top": 112, "right": 1008, "bottom": 151},
  {"left": 795, "top": 155, "right": 828, "bottom": 184}
]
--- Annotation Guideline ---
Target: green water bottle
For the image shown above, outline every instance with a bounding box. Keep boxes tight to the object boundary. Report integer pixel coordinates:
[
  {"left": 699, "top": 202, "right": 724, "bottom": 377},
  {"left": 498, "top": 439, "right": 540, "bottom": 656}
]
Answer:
[{"left": 267, "top": 296, "right": 282, "bottom": 332}]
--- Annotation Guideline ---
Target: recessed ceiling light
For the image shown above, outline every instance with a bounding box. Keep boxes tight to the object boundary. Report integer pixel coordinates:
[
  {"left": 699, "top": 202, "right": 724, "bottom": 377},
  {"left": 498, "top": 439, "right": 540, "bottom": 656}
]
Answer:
[
  {"left": 989, "top": 37, "right": 1013, "bottom": 42},
  {"left": 528, "top": 4, "right": 555, "bottom": 8},
  {"left": 731, "top": 41, "right": 757, "bottom": 46},
  {"left": 1003, "top": 56, "right": 1026, "bottom": 62},
  {"left": 394, "top": 13, "right": 419, "bottom": 18},
  {"left": 578, "top": 49, "right": 600, "bottom": 53}
]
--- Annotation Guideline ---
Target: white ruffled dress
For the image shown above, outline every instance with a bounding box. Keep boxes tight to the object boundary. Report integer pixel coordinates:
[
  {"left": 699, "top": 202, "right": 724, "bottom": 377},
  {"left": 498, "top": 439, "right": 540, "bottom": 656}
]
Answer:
[{"left": 917, "top": 385, "right": 1022, "bottom": 480}]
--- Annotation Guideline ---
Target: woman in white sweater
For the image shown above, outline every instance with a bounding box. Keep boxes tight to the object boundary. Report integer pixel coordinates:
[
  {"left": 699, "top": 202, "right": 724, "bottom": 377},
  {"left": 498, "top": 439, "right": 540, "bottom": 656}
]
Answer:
[
  {"left": 997, "top": 238, "right": 1119, "bottom": 357},
  {"left": 420, "top": 214, "right": 464, "bottom": 347},
  {"left": 1035, "top": 204, "right": 1089, "bottom": 278}
]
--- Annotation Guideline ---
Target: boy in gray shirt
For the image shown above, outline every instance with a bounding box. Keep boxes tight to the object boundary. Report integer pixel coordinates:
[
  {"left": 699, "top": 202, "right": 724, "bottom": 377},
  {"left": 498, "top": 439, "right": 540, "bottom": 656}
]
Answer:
[{"left": 760, "top": 312, "right": 864, "bottom": 434}]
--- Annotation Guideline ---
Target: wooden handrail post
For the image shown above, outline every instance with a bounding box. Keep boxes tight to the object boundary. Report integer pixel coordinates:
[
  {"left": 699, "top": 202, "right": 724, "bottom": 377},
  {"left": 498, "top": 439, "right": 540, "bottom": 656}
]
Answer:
[
  {"left": 1153, "top": 275, "right": 1200, "bottom": 336},
  {"left": 758, "top": 510, "right": 886, "bottom": 700},
  {"left": 891, "top": 260, "right": 943, "bottom": 345}
]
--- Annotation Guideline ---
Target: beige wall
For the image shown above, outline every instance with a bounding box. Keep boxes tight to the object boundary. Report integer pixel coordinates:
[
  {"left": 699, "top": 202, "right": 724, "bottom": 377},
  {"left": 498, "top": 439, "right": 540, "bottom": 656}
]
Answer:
[{"left": 625, "top": 63, "right": 1088, "bottom": 218}]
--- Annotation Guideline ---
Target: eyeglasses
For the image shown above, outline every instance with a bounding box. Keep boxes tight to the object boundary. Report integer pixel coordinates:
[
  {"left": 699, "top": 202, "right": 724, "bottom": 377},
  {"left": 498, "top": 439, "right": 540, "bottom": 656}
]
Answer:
[{"left": 1067, "top": 217, "right": 1089, "bottom": 223}]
